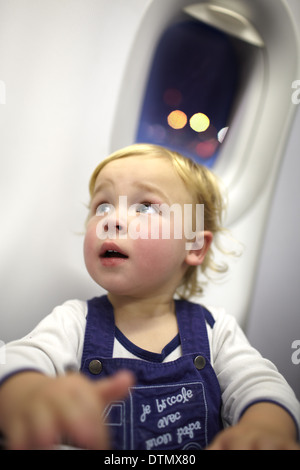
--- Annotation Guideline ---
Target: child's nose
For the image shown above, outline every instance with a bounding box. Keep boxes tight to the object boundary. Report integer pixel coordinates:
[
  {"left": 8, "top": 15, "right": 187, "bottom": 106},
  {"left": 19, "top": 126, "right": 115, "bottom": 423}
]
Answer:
[
  {"left": 98, "top": 207, "right": 128, "bottom": 238},
  {"left": 103, "top": 220, "right": 125, "bottom": 233}
]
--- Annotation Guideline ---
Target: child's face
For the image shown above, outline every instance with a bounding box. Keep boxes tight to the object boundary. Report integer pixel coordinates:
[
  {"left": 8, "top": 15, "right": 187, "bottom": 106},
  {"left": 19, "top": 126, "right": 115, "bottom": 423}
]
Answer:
[{"left": 84, "top": 155, "right": 201, "bottom": 298}]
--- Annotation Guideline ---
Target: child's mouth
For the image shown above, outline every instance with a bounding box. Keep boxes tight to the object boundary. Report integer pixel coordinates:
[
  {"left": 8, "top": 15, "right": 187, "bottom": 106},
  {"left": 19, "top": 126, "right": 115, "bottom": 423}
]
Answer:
[
  {"left": 101, "top": 250, "right": 128, "bottom": 259},
  {"left": 99, "top": 243, "right": 129, "bottom": 266}
]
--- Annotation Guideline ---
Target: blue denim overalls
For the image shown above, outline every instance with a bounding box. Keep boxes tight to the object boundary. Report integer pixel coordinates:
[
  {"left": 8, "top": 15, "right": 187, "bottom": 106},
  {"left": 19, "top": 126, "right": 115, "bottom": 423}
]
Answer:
[{"left": 80, "top": 296, "right": 223, "bottom": 450}]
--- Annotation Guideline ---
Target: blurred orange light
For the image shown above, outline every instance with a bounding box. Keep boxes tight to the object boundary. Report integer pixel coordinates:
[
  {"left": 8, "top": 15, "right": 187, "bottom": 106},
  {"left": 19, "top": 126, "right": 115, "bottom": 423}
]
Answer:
[
  {"left": 190, "top": 113, "right": 210, "bottom": 132},
  {"left": 167, "top": 110, "right": 187, "bottom": 129}
]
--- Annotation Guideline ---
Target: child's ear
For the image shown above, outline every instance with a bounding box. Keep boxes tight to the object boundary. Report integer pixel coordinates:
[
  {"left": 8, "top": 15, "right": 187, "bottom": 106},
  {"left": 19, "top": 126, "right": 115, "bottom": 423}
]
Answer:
[{"left": 185, "top": 231, "right": 213, "bottom": 266}]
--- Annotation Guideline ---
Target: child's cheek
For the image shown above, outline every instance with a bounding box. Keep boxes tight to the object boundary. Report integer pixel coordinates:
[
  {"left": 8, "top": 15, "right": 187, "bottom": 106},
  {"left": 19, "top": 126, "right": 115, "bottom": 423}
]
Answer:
[
  {"left": 133, "top": 237, "right": 179, "bottom": 272},
  {"left": 83, "top": 223, "right": 98, "bottom": 264}
]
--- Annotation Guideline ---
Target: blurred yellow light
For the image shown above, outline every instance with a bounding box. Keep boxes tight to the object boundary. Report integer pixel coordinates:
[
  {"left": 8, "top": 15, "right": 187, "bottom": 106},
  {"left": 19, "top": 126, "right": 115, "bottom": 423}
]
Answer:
[
  {"left": 190, "top": 113, "right": 210, "bottom": 132},
  {"left": 167, "top": 110, "right": 187, "bottom": 129}
]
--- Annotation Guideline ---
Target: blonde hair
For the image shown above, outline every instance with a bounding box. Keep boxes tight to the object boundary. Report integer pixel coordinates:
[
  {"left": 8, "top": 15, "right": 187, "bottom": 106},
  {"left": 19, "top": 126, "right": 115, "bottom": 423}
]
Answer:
[{"left": 88, "top": 143, "right": 229, "bottom": 299}]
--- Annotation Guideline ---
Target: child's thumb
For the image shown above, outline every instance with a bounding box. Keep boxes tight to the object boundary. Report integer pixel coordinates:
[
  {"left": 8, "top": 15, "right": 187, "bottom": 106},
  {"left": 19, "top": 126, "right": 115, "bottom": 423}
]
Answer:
[{"left": 94, "top": 370, "right": 135, "bottom": 404}]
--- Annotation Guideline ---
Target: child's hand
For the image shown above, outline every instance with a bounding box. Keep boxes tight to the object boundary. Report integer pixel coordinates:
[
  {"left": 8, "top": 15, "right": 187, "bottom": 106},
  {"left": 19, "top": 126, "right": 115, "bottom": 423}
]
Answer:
[
  {"left": 207, "top": 402, "right": 300, "bottom": 450},
  {"left": 207, "top": 423, "right": 300, "bottom": 450},
  {"left": 0, "top": 370, "right": 134, "bottom": 450}
]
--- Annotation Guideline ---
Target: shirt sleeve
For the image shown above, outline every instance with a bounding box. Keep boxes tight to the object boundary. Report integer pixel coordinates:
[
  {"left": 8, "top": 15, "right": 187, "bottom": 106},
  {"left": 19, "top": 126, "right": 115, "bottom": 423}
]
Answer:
[
  {"left": 0, "top": 300, "right": 87, "bottom": 386},
  {"left": 208, "top": 306, "right": 300, "bottom": 435}
]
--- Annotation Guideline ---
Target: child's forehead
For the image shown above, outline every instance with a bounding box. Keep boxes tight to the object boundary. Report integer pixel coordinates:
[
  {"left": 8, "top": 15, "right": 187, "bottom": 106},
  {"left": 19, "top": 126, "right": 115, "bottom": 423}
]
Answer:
[{"left": 93, "top": 154, "right": 193, "bottom": 202}]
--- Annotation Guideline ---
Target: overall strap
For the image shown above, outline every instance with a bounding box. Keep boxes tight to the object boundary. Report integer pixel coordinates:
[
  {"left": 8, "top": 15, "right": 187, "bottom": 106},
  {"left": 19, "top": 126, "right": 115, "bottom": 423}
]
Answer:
[
  {"left": 175, "top": 299, "right": 214, "bottom": 361},
  {"left": 81, "top": 296, "right": 215, "bottom": 366},
  {"left": 81, "top": 296, "right": 115, "bottom": 366}
]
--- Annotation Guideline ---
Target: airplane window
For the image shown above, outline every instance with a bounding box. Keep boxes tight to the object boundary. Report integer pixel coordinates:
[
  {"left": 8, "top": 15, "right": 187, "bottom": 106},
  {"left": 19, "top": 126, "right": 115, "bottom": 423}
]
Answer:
[{"left": 135, "top": 21, "right": 238, "bottom": 167}]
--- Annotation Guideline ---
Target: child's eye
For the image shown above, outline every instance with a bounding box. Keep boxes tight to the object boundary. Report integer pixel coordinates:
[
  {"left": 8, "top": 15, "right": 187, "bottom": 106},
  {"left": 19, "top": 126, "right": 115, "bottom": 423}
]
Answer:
[
  {"left": 136, "top": 203, "right": 159, "bottom": 215},
  {"left": 96, "top": 203, "right": 113, "bottom": 216}
]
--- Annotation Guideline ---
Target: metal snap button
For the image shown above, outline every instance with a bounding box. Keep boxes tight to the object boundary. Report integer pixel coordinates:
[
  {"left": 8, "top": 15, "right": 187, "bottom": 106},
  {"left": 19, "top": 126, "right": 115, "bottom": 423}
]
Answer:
[
  {"left": 88, "top": 359, "right": 103, "bottom": 375},
  {"left": 194, "top": 355, "right": 206, "bottom": 370}
]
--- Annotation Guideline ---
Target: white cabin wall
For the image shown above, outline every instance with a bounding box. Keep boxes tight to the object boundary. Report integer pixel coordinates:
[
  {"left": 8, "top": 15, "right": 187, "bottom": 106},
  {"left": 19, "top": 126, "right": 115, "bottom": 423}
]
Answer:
[
  {"left": 247, "top": 98, "right": 300, "bottom": 400},
  {"left": 246, "top": 0, "right": 300, "bottom": 401},
  {"left": 0, "top": 0, "right": 149, "bottom": 341}
]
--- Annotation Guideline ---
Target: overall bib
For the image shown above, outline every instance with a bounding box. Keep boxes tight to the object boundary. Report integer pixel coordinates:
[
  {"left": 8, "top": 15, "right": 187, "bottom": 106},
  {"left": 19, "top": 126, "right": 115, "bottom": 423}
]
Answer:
[{"left": 81, "top": 296, "right": 223, "bottom": 450}]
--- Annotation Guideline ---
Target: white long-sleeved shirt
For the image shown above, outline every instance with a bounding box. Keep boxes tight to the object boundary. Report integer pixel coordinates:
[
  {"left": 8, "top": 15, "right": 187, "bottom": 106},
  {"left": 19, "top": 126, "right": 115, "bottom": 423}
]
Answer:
[{"left": 0, "top": 299, "right": 299, "bottom": 434}]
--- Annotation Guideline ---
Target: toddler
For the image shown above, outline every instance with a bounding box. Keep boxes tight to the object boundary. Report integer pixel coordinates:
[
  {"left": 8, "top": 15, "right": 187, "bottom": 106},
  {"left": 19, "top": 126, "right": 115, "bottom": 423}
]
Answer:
[{"left": 0, "top": 144, "right": 299, "bottom": 450}]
